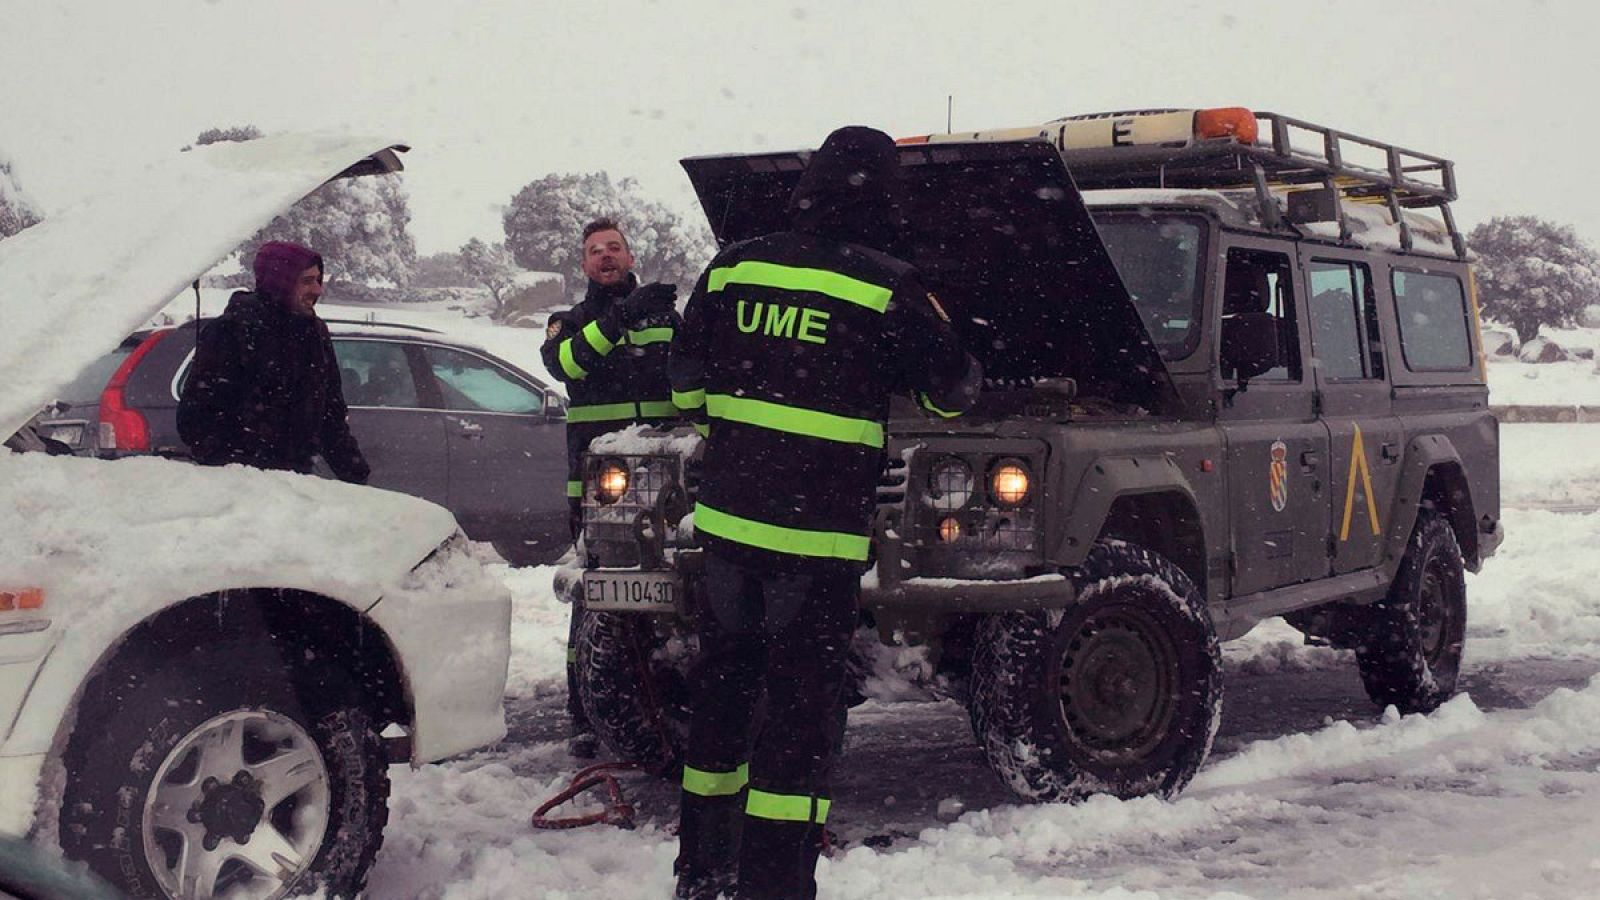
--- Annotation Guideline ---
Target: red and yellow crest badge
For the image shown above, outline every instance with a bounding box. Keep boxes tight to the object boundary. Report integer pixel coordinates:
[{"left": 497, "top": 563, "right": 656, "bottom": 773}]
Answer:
[{"left": 1269, "top": 440, "right": 1288, "bottom": 512}]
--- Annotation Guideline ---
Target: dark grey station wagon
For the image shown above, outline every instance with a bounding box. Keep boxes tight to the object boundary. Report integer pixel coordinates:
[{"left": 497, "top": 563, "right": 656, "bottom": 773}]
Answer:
[{"left": 86, "top": 318, "right": 571, "bottom": 564}]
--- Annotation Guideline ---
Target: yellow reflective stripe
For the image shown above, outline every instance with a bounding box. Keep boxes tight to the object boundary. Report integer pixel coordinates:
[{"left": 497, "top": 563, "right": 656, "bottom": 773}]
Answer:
[
  {"left": 582, "top": 320, "right": 616, "bottom": 355},
  {"left": 683, "top": 763, "right": 748, "bottom": 797},
  {"left": 566, "top": 480, "right": 583, "bottom": 498},
  {"left": 638, "top": 400, "right": 677, "bottom": 418},
  {"left": 628, "top": 327, "right": 675, "bottom": 346},
  {"left": 673, "top": 388, "right": 706, "bottom": 411},
  {"left": 745, "top": 788, "right": 830, "bottom": 824},
  {"left": 918, "top": 391, "right": 963, "bottom": 419},
  {"left": 567, "top": 401, "right": 640, "bottom": 423},
  {"left": 694, "top": 422, "right": 710, "bottom": 437},
  {"left": 706, "top": 394, "right": 883, "bottom": 448},
  {"left": 708, "top": 261, "right": 892, "bottom": 314},
  {"left": 558, "top": 339, "right": 587, "bottom": 380},
  {"left": 694, "top": 503, "right": 869, "bottom": 561}
]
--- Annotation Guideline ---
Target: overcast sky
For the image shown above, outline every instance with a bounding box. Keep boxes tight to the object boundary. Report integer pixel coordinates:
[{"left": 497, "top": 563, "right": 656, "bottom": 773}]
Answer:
[{"left": 3, "top": 0, "right": 1597, "bottom": 255}]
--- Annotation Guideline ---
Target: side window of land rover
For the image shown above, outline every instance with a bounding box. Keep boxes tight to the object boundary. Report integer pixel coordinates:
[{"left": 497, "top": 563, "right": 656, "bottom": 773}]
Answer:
[
  {"left": 1308, "top": 260, "right": 1381, "bottom": 381},
  {"left": 1391, "top": 269, "right": 1473, "bottom": 371}
]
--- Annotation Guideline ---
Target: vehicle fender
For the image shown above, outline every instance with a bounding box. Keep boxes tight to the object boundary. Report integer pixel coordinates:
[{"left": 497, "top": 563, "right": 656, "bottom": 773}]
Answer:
[
  {"left": 1051, "top": 454, "right": 1203, "bottom": 568},
  {"left": 4, "top": 583, "right": 386, "bottom": 760},
  {"left": 1383, "top": 434, "right": 1479, "bottom": 573}
]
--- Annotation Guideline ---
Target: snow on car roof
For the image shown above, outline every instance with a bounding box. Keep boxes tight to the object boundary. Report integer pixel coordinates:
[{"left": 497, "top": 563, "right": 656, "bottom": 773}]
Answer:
[
  {"left": 0, "top": 133, "right": 406, "bottom": 437},
  {"left": 1085, "top": 187, "right": 1458, "bottom": 256}
]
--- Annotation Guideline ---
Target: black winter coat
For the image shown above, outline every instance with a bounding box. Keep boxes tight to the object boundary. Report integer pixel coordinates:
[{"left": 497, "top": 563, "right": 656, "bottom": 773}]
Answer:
[
  {"left": 177, "top": 291, "right": 369, "bottom": 483},
  {"left": 540, "top": 273, "right": 682, "bottom": 488}
]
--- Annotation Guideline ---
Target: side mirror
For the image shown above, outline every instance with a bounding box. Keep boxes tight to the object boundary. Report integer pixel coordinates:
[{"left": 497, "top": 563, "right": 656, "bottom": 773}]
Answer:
[
  {"left": 1221, "top": 312, "right": 1281, "bottom": 382},
  {"left": 544, "top": 392, "right": 567, "bottom": 420}
]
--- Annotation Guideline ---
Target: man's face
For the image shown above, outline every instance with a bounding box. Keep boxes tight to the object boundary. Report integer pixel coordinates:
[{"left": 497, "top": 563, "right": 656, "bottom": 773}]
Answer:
[
  {"left": 581, "top": 229, "right": 635, "bottom": 287},
  {"left": 285, "top": 264, "right": 323, "bottom": 317}
]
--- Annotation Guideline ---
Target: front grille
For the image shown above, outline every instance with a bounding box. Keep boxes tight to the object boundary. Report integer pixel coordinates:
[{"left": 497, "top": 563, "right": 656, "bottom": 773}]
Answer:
[
  {"left": 907, "top": 450, "right": 1046, "bottom": 578},
  {"left": 582, "top": 453, "right": 692, "bottom": 566}
]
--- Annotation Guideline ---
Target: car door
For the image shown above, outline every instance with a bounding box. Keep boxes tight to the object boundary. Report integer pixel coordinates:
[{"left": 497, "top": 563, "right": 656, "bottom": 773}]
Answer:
[
  {"left": 328, "top": 338, "right": 449, "bottom": 506},
  {"left": 1302, "top": 253, "right": 1406, "bottom": 575},
  {"left": 417, "top": 343, "right": 569, "bottom": 562},
  {"left": 1217, "top": 240, "right": 1331, "bottom": 595}
]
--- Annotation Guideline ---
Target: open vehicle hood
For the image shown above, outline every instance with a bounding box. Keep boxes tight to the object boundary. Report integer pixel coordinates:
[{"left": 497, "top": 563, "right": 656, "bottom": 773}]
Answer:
[
  {"left": 681, "top": 139, "right": 1178, "bottom": 413},
  {"left": 0, "top": 134, "right": 408, "bottom": 437}
]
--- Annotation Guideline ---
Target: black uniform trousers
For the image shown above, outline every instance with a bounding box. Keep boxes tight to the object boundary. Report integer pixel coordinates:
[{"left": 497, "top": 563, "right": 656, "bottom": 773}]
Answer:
[{"left": 675, "top": 552, "right": 858, "bottom": 900}]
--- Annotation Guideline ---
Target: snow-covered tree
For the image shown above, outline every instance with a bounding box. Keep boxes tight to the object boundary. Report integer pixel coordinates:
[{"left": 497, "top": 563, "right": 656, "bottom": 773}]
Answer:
[
  {"left": 245, "top": 174, "right": 418, "bottom": 288},
  {"left": 459, "top": 237, "right": 519, "bottom": 316},
  {"left": 189, "top": 125, "right": 264, "bottom": 149},
  {"left": 502, "top": 172, "right": 714, "bottom": 294},
  {"left": 0, "top": 154, "right": 41, "bottom": 240},
  {"left": 193, "top": 126, "right": 418, "bottom": 287},
  {"left": 413, "top": 251, "right": 473, "bottom": 289},
  {"left": 1470, "top": 215, "right": 1600, "bottom": 343}
]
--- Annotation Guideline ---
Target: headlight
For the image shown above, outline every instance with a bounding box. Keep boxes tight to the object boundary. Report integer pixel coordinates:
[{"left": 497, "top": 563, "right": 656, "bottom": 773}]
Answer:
[
  {"left": 927, "top": 458, "right": 975, "bottom": 510},
  {"left": 991, "top": 461, "right": 1031, "bottom": 507},
  {"left": 596, "top": 459, "right": 629, "bottom": 504}
]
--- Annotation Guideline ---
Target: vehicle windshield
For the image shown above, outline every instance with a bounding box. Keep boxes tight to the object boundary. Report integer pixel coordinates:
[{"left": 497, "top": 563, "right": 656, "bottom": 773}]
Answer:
[{"left": 1091, "top": 212, "right": 1206, "bottom": 360}]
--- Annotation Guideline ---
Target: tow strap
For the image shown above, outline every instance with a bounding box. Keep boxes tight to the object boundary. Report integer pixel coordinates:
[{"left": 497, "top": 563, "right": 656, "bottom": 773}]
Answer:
[{"left": 530, "top": 762, "right": 642, "bottom": 830}]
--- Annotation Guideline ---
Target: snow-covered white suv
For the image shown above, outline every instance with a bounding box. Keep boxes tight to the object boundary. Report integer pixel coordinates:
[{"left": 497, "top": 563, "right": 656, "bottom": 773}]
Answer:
[{"left": 0, "top": 136, "right": 512, "bottom": 899}]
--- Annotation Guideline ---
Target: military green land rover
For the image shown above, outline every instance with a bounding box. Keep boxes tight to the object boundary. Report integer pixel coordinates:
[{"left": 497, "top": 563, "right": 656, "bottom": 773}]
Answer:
[{"left": 555, "top": 107, "right": 1502, "bottom": 804}]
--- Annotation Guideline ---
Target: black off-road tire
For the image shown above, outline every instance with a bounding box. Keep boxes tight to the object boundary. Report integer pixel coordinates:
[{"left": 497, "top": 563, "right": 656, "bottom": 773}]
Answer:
[
  {"left": 60, "top": 641, "right": 389, "bottom": 899},
  {"left": 1354, "top": 509, "right": 1467, "bottom": 714},
  {"left": 573, "top": 609, "right": 692, "bottom": 774},
  {"left": 968, "top": 540, "right": 1223, "bottom": 802}
]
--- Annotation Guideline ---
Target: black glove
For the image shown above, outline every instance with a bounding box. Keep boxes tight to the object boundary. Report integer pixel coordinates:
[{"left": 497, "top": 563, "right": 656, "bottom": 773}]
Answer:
[{"left": 617, "top": 282, "right": 677, "bottom": 326}]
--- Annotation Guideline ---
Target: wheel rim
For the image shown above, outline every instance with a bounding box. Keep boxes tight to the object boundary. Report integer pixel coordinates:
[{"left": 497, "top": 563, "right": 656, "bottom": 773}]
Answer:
[
  {"left": 141, "top": 709, "right": 330, "bottom": 900},
  {"left": 1057, "top": 604, "right": 1180, "bottom": 765},
  {"left": 1418, "top": 556, "right": 1460, "bottom": 667}
]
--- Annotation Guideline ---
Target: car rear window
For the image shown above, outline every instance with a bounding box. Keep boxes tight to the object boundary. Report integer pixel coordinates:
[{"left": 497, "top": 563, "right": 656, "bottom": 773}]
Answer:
[{"left": 54, "top": 343, "right": 136, "bottom": 404}]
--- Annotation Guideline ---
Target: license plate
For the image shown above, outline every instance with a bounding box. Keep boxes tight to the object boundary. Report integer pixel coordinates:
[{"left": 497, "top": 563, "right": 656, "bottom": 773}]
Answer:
[{"left": 583, "top": 570, "right": 680, "bottom": 612}]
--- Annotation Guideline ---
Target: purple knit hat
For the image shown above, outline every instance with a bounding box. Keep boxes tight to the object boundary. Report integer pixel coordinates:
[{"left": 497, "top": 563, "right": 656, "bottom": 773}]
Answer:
[{"left": 252, "top": 241, "right": 323, "bottom": 301}]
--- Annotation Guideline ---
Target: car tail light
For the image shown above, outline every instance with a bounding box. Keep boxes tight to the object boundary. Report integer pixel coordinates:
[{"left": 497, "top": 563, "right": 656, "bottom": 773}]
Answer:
[{"left": 97, "top": 328, "right": 173, "bottom": 452}]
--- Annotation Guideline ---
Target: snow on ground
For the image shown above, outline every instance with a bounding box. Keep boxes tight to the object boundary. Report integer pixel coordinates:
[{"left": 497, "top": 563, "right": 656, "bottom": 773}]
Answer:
[
  {"left": 365, "top": 423, "right": 1600, "bottom": 899},
  {"left": 1485, "top": 322, "right": 1600, "bottom": 407}
]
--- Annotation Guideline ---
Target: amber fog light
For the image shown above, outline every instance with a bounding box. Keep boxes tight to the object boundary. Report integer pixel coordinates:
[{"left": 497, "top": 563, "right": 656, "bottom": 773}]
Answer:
[
  {"left": 938, "top": 517, "right": 963, "bottom": 543},
  {"left": 596, "top": 460, "right": 630, "bottom": 504},
  {"left": 991, "top": 462, "right": 1031, "bottom": 507}
]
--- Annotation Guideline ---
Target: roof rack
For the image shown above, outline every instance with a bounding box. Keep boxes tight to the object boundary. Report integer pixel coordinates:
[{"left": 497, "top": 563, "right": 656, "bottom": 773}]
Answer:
[
  {"left": 320, "top": 317, "right": 442, "bottom": 334},
  {"left": 175, "top": 316, "right": 443, "bottom": 334},
  {"left": 1053, "top": 110, "right": 1464, "bottom": 258}
]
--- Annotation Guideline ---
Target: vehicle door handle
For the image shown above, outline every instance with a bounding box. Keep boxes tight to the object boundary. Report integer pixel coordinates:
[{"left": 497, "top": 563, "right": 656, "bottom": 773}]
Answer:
[
  {"left": 1381, "top": 442, "right": 1400, "bottom": 463},
  {"left": 1300, "top": 450, "right": 1320, "bottom": 471}
]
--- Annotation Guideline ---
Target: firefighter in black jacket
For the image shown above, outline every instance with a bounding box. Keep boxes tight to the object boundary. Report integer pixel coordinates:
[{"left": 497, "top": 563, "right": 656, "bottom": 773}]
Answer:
[
  {"left": 669, "top": 127, "right": 982, "bottom": 900},
  {"left": 540, "top": 218, "right": 679, "bottom": 752}
]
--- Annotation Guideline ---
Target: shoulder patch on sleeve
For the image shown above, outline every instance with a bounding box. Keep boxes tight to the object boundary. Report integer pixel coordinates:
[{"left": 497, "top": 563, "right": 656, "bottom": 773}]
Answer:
[
  {"left": 925, "top": 291, "right": 951, "bottom": 323},
  {"left": 546, "top": 318, "right": 564, "bottom": 339}
]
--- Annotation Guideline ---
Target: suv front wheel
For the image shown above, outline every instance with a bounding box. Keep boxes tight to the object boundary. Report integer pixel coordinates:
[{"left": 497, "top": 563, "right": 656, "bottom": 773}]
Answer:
[
  {"left": 968, "top": 540, "right": 1223, "bottom": 803},
  {"left": 60, "top": 640, "right": 389, "bottom": 899}
]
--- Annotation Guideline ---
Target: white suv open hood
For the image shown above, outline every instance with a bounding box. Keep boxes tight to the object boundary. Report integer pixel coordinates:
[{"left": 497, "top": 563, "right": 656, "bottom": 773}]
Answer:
[{"left": 0, "top": 134, "right": 408, "bottom": 437}]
